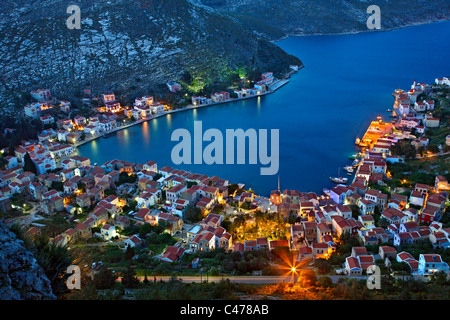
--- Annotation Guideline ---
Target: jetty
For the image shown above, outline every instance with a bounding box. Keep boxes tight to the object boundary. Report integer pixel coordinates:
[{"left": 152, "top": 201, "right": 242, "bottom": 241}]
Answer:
[{"left": 356, "top": 120, "right": 393, "bottom": 149}]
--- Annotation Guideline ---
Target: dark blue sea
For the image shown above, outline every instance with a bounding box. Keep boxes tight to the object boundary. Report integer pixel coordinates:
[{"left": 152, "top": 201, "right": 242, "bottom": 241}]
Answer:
[{"left": 77, "top": 21, "right": 450, "bottom": 196}]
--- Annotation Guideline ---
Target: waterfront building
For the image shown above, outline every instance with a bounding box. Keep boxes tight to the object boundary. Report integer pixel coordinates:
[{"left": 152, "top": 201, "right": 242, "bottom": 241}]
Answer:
[{"left": 418, "top": 254, "right": 449, "bottom": 276}]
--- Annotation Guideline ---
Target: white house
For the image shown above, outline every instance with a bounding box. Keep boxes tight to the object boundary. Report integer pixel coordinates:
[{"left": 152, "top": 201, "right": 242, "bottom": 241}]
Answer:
[
  {"left": 410, "top": 190, "right": 426, "bottom": 207},
  {"left": 124, "top": 235, "right": 143, "bottom": 249},
  {"left": 102, "top": 92, "right": 116, "bottom": 103},
  {"left": 84, "top": 125, "right": 100, "bottom": 137},
  {"left": 345, "top": 256, "right": 362, "bottom": 276},
  {"left": 425, "top": 100, "right": 435, "bottom": 110},
  {"left": 98, "top": 119, "right": 117, "bottom": 132},
  {"left": 418, "top": 254, "right": 449, "bottom": 276},
  {"left": 330, "top": 186, "right": 352, "bottom": 205},
  {"left": 150, "top": 103, "right": 165, "bottom": 114},
  {"left": 414, "top": 101, "right": 426, "bottom": 112},
  {"left": 399, "top": 103, "right": 410, "bottom": 115},
  {"left": 167, "top": 82, "right": 181, "bottom": 92},
  {"left": 143, "top": 161, "right": 157, "bottom": 173},
  {"left": 358, "top": 199, "right": 376, "bottom": 215},
  {"left": 166, "top": 184, "right": 187, "bottom": 204},
  {"left": 40, "top": 114, "right": 54, "bottom": 125},
  {"left": 31, "top": 89, "right": 51, "bottom": 101},
  {"left": 101, "top": 224, "right": 117, "bottom": 240}
]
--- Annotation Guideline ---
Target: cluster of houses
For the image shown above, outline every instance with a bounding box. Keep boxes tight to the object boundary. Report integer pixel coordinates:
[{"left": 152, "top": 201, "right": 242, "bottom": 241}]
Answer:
[
  {"left": 22, "top": 88, "right": 122, "bottom": 146},
  {"left": 435, "top": 77, "right": 450, "bottom": 86},
  {"left": 263, "top": 141, "right": 449, "bottom": 277},
  {"left": 39, "top": 111, "right": 118, "bottom": 144},
  {"left": 345, "top": 245, "right": 449, "bottom": 276},
  {"left": 4, "top": 76, "right": 449, "bottom": 277},
  {"left": 285, "top": 77, "right": 450, "bottom": 276},
  {"left": 130, "top": 95, "right": 167, "bottom": 120},
  {"left": 191, "top": 72, "right": 274, "bottom": 106},
  {"left": 24, "top": 89, "right": 71, "bottom": 118},
  {"left": 4, "top": 145, "right": 449, "bottom": 277},
  {"left": 393, "top": 78, "right": 448, "bottom": 151},
  {"left": 17, "top": 156, "right": 237, "bottom": 259}
]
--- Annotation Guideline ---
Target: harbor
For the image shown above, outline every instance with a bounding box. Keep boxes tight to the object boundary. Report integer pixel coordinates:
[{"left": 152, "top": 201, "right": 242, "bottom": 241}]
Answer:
[{"left": 355, "top": 120, "right": 393, "bottom": 149}]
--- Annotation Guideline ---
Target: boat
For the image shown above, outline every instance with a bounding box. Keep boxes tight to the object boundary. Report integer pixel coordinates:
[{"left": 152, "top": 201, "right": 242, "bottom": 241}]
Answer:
[
  {"left": 352, "top": 159, "right": 360, "bottom": 167},
  {"left": 343, "top": 165, "right": 354, "bottom": 173},
  {"left": 330, "top": 167, "right": 348, "bottom": 184},
  {"left": 386, "top": 109, "right": 392, "bottom": 112},
  {"left": 330, "top": 176, "right": 348, "bottom": 184}
]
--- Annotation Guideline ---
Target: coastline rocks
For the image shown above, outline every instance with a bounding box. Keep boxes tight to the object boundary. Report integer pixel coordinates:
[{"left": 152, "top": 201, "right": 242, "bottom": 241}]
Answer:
[{"left": 0, "top": 222, "right": 56, "bottom": 300}]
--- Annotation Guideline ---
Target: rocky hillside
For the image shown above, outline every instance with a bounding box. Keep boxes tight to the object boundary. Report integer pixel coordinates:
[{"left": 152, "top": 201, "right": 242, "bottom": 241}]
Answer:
[
  {"left": 0, "top": 0, "right": 301, "bottom": 111},
  {"left": 199, "top": 0, "right": 450, "bottom": 38},
  {"left": 0, "top": 222, "right": 56, "bottom": 300},
  {"left": 0, "top": 0, "right": 448, "bottom": 111}
]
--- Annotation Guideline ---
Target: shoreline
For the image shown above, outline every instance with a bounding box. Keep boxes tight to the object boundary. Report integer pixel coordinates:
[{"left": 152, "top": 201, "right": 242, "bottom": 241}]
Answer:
[
  {"left": 271, "top": 19, "right": 449, "bottom": 42},
  {"left": 72, "top": 62, "right": 368, "bottom": 199},
  {"left": 74, "top": 71, "right": 297, "bottom": 149}
]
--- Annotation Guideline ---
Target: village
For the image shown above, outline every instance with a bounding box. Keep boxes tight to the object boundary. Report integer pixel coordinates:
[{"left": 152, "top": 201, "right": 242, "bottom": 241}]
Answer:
[{"left": 0, "top": 75, "right": 449, "bottom": 287}]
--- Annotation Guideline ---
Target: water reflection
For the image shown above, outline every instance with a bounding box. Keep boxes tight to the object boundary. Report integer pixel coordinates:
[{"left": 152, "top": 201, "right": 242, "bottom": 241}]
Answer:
[
  {"left": 117, "top": 128, "right": 129, "bottom": 145},
  {"left": 166, "top": 114, "right": 172, "bottom": 128},
  {"left": 142, "top": 121, "right": 150, "bottom": 144}
]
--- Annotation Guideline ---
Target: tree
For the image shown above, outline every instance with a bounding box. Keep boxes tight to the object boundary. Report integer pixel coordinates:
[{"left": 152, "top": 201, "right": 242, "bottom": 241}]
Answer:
[
  {"left": 378, "top": 217, "right": 390, "bottom": 228},
  {"left": 124, "top": 246, "right": 135, "bottom": 261},
  {"left": 228, "top": 73, "right": 241, "bottom": 86},
  {"left": 314, "top": 258, "right": 332, "bottom": 274},
  {"left": 287, "top": 211, "right": 297, "bottom": 225},
  {"left": 93, "top": 268, "right": 117, "bottom": 290},
  {"left": 227, "top": 184, "right": 239, "bottom": 196},
  {"left": 122, "top": 263, "right": 139, "bottom": 288},
  {"left": 142, "top": 272, "right": 150, "bottom": 285},
  {"left": 389, "top": 261, "right": 411, "bottom": 273},
  {"left": 33, "top": 235, "right": 73, "bottom": 295},
  {"left": 51, "top": 181, "right": 64, "bottom": 192},
  {"left": 390, "top": 141, "right": 416, "bottom": 159},
  {"left": 248, "top": 69, "right": 262, "bottom": 83},
  {"left": 24, "top": 152, "right": 37, "bottom": 174},
  {"left": 184, "top": 205, "right": 203, "bottom": 222},
  {"left": 318, "top": 276, "right": 333, "bottom": 288},
  {"left": 139, "top": 223, "right": 153, "bottom": 237},
  {"left": 0, "top": 156, "right": 7, "bottom": 170},
  {"left": 417, "top": 145, "right": 426, "bottom": 157},
  {"left": 68, "top": 282, "right": 99, "bottom": 300},
  {"left": 427, "top": 144, "right": 440, "bottom": 154},
  {"left": 299, "top": 269, "right": 317, "bottom": 287},
  {"left": 181, "top": 70, "right": 192, "bottom": 84}
]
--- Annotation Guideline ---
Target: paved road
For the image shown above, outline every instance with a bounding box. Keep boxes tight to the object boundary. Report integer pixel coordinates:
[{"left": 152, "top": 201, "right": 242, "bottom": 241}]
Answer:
[
  {"left": 130, "top": 274, "right": 373, "bottom": 284},
  {"left": 132, "top": 275, "right": 291, "bottom": 284}
]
